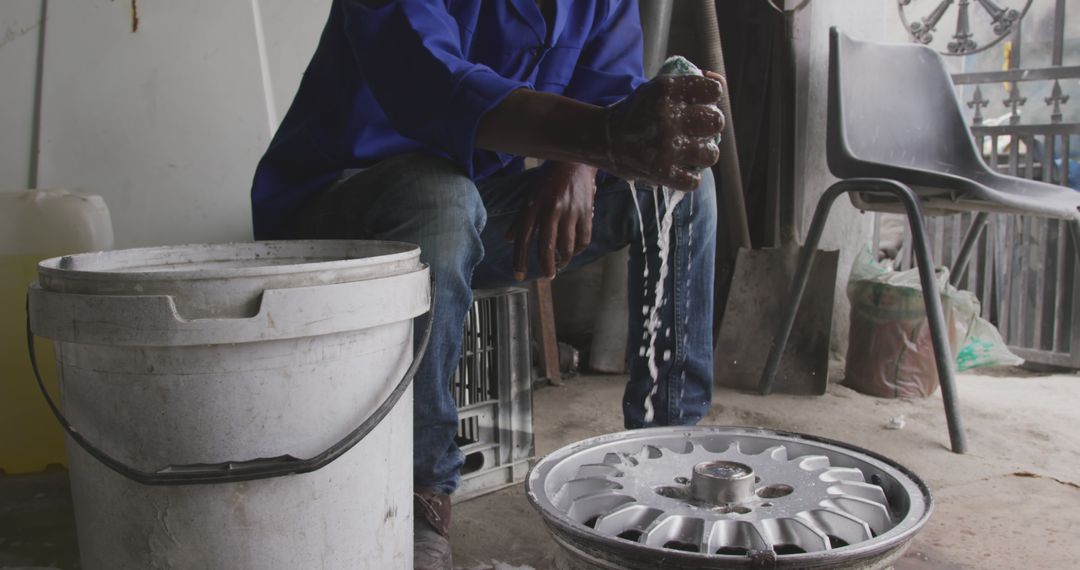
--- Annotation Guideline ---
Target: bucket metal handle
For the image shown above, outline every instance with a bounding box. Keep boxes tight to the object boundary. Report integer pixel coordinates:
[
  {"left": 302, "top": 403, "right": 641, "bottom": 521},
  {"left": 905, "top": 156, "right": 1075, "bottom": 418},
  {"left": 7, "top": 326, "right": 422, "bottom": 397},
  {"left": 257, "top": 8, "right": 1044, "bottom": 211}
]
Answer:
[{"left": 25, "top": 282, "right": 434, "bottom": 486}]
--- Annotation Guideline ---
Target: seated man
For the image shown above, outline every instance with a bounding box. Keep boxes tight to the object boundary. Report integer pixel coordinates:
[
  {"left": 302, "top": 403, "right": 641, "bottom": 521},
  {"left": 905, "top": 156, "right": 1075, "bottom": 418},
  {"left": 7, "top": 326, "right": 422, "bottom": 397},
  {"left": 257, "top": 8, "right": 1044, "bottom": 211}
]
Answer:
[{"left": 251, "top": 1, "right": 723, "bottom": 567}]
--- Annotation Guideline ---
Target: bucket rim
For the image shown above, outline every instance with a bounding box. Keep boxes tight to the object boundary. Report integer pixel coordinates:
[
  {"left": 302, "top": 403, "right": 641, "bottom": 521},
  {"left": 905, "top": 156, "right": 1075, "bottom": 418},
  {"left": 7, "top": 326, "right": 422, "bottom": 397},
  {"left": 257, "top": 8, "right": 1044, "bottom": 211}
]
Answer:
[{"left": 36, "top": 240, "right": 420, "bottom": 283}]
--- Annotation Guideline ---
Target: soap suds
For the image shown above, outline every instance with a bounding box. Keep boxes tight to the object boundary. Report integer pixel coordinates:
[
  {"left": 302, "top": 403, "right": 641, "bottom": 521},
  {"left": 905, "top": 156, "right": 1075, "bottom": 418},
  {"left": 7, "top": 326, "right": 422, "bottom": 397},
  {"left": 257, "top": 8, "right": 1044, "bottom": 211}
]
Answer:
[{"left": 632, "top": 182, "right": 686, "bottom": 424}]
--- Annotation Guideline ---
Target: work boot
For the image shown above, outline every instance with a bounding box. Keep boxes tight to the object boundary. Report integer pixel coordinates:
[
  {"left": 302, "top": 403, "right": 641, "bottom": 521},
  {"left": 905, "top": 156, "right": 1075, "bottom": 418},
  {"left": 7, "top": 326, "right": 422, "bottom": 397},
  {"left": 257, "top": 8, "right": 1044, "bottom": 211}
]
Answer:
[{"left": 414, "top": 488, "right": 452, "bottom": 570}]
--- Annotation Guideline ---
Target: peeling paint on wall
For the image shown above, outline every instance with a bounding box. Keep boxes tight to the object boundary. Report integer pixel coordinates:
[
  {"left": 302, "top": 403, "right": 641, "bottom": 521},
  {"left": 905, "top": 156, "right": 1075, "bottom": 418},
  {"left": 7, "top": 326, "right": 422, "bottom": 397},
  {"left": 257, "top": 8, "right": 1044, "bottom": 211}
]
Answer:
[{"left": 0, "top": 22, "right": 42, "bottom": 51}]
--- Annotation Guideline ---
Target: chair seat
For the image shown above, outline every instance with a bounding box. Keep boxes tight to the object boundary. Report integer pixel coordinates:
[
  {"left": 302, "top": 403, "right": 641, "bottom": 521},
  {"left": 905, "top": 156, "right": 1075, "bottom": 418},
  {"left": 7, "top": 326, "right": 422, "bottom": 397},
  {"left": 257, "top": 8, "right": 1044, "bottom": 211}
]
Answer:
[{"left": 841, "top": 161, "right": 1080, "bottom": 221}]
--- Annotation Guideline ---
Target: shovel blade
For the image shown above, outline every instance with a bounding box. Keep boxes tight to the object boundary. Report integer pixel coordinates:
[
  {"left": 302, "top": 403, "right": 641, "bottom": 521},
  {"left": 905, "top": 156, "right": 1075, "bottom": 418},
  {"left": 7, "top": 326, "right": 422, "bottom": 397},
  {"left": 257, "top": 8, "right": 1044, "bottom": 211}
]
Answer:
[{"left": 714, "top": 245, "right": 838, "bottom": 395}]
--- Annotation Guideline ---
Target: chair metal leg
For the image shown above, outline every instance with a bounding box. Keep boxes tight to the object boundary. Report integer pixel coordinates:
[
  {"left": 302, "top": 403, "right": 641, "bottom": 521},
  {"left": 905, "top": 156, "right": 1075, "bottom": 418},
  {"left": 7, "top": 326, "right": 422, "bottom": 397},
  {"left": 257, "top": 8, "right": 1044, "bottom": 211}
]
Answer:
[
  {"left": 903, "top": 193, "right": 967, "bottom": 454},
  {"left": 758, "top": 178, "right": 967, "bottom": 453},
  {"left": 949, "top": 212, "right": 990, "bottom": 286},
  {"left": 1070, "top": 219, "right": 1080, "bottom": 262}
]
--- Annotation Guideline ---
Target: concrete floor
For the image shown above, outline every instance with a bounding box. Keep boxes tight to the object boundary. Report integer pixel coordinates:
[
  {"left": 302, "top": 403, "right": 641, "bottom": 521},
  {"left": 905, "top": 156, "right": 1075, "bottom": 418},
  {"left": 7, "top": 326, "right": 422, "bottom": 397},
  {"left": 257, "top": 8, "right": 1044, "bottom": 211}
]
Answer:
[
  {"left": 452, "top": 368, "right": 1080, "bottom": 569},
  {"left": 2, "top": 367, "right": 1078, "bottom": 569}
]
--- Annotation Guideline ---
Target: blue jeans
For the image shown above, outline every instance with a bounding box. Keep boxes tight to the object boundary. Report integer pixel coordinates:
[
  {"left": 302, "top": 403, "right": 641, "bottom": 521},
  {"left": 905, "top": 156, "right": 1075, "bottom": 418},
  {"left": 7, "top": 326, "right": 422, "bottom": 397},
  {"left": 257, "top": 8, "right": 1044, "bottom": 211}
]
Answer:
[{"left": 284, "top": 154, "right": 716, "bottom": 494}]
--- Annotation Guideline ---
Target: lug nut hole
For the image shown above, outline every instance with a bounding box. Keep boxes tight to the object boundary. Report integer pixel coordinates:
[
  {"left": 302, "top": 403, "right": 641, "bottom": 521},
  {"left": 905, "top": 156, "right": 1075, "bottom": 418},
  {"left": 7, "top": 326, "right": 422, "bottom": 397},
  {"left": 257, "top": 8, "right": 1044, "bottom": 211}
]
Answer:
[
  {"left": 655, "top": 485, "right": 688, "bottom": 500},
  {"left": 756, "top": 484, "right": 794, "bottom": 499}
]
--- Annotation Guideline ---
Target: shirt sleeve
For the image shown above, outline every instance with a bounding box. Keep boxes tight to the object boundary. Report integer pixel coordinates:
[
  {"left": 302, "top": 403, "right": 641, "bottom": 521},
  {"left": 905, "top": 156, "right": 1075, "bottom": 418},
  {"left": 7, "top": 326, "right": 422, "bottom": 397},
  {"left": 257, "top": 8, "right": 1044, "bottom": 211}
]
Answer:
[
  {"left": 340, "top": 0, "right": 530, "bottom": 177},
  {"left": 563, "top": 0, "right": 647, "bottom": 108}
]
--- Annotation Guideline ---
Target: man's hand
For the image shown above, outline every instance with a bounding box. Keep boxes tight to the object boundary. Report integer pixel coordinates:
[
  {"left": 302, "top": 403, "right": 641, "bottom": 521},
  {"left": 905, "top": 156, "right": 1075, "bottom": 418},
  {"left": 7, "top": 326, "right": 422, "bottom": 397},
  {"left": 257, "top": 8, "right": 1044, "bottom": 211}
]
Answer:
[
  {"left": 476, "top": 74, "right": 725, "bottom": 192},
  {"left": 602, "top": 74, "right": 725, "bottom": 191},
  {"left": 507, "top": 161, "right": 597, "bottom": 281}
]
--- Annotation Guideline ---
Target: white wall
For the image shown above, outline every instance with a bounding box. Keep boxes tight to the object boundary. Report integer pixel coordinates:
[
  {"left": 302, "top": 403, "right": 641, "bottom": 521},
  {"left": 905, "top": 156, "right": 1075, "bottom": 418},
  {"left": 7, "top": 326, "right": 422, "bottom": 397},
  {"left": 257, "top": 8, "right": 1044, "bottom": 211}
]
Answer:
[
  {"left": 0, "top": 1, "right": 44, "bottom": 191},
  {"left": 787, "top": 0, "right": 909, "bottom": 358},
  {"left": 1, "top": 0, "right": 331, "bottom": 249}
]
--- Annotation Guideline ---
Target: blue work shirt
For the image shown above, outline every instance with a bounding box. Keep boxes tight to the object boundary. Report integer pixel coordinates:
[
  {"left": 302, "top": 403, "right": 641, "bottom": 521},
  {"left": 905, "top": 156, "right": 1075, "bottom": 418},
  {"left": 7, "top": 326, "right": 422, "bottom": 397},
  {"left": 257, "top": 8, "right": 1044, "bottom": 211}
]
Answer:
[{"left": 251, "top": 0, "right": 646, "bottom": 238}]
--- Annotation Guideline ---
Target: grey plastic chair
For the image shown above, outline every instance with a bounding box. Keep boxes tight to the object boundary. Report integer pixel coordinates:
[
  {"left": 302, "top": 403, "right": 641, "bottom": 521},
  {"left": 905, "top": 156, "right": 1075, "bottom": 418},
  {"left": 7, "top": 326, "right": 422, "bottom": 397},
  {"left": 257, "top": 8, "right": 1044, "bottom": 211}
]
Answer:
[{"left": 758, "top": 28, "right": 1080, "bottom": 454}]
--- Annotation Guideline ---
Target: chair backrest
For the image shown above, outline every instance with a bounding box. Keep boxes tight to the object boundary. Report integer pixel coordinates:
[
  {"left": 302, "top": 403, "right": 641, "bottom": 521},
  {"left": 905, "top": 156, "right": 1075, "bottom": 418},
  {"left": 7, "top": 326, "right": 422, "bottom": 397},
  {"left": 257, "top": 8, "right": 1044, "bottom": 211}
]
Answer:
[{"left": 827, "top": 28, "right": 989, "bottom": 179}]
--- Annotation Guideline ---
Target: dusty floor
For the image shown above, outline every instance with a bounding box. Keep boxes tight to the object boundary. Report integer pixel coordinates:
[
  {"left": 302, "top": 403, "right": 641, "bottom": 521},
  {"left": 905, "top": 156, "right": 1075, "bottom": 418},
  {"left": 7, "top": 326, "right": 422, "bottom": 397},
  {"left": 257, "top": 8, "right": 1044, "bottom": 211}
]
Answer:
[
  {"left": 1, "top": 368, "right": 1078, "bottom": 569},
  {"left": 452, "top": 368, "right": 1080, "bottom": 569}
]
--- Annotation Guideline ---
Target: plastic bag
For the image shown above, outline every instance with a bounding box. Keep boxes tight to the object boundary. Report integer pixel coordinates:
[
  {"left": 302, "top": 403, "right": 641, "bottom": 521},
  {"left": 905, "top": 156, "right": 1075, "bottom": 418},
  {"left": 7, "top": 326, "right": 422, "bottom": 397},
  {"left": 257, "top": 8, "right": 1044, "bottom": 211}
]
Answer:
[
  {"left": 950, "top": 287, "right": 1023, "bottom": 372},
  {"left": 844, "top": 250, "right": 1021, "bottom": 399}
]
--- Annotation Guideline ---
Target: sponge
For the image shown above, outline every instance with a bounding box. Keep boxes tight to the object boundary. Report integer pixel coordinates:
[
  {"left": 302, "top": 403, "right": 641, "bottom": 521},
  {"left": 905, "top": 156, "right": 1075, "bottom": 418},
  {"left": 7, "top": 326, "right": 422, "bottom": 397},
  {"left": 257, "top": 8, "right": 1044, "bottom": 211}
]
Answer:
[
  {"left": 657, "top": 55, "right": 702, "bottom": 78},
  {"left": 656, "top": 55, "right": 723, "bottom": 146}
]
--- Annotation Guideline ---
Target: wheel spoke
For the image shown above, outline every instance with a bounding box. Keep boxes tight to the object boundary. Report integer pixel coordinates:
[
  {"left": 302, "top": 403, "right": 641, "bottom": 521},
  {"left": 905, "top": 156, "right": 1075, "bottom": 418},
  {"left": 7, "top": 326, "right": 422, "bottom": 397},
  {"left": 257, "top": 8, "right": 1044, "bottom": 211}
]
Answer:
[
  {"left": 564, "top": 491, "right": 636, "bottom": 524},
  {"left": 796, "top": 454, "right": 832, "bottom": 471},
  {"left": 758, "top": 516, "right": 830, "bottom": 553},
  {"left": 818, "top": 496, "right": 893, "bottom": 535},
  {"left": 818, "top": 466, "right": 865, "bottom": 482},
  {"left": 641, "top": 513, "right": 706, "bottom": 552},
  {"left": 553, "top": 478, "right": 623, "bottom": 511},
  {"left": 593, "top": 503, "right": 664, "bottom": 540},
  {"left": 575, "top": 463, "right": 624, "bottom": 479},
  {"left": 828, "top": 481, "right": 889, "bottom": 505},
  {"left": 705, "top": 519, "right": 769, "bottom": 555},
  {"left": 796, "top": 508, "right": 874, "bottom": 548}
]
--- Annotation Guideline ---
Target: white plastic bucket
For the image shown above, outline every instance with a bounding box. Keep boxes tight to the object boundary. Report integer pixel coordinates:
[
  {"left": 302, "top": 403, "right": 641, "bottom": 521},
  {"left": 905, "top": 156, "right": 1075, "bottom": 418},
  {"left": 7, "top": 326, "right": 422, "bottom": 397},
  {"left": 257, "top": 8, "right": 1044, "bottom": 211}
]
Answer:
[{"left": 27, "top": 240, "right": 430, "bottom": 570}]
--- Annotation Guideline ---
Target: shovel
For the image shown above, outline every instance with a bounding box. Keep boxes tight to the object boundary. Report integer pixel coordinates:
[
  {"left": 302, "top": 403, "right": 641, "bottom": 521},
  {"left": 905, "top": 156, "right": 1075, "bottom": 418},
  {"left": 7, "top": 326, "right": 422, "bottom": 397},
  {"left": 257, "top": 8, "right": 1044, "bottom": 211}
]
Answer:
[
  {"left": 714, "top": 245, "right": 837, "bottom": 395},
  {"left": 712, "top": 6, "right": 838, "bottom": 395}
]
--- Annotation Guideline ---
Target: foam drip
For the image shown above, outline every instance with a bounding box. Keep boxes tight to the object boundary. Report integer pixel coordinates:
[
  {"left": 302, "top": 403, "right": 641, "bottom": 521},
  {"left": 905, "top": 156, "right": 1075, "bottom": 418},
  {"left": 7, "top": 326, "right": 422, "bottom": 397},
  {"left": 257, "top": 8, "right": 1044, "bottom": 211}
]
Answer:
[{"left": 631, "top": 183, "right": 685, "bottom": 424}]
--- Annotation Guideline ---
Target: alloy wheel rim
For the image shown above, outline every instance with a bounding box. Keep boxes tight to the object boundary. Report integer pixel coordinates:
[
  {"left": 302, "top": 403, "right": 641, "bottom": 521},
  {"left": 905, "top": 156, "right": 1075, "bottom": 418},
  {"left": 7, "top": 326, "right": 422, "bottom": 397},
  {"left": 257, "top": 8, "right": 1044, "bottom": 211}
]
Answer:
[{"left": 527, "top": 426, "right": 932, "bottom": 568}]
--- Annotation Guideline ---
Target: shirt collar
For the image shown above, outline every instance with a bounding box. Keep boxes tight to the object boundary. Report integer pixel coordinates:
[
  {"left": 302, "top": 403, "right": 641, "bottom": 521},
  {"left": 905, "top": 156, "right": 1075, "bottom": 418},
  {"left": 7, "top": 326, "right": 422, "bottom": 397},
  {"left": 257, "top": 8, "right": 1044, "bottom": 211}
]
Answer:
[{"left": 508, "top": 0, "right": 572, "bottom": 47}]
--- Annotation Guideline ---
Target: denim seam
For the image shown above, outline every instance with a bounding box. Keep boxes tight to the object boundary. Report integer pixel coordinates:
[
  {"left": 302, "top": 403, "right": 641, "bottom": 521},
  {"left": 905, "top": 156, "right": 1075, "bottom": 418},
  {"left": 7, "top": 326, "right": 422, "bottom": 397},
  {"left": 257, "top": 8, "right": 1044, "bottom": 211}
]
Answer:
[{"left": 669, "top": 198, "right": 687, "bottom": 423}]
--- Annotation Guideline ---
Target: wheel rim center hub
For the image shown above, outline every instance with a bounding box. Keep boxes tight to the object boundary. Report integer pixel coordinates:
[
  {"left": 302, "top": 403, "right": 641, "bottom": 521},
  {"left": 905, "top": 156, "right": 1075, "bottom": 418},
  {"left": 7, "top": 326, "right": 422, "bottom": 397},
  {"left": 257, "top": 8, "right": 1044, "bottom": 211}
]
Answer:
[{"left": 689, "top": 460, "right": 755, "bottom": 505}]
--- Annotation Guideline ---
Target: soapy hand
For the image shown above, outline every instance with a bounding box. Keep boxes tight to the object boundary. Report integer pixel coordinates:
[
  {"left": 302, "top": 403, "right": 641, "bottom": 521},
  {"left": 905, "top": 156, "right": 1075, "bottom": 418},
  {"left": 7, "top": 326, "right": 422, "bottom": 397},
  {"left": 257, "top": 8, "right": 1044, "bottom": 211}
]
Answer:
[
  {"left": 507, "top": 161, "right": 597, "bottom": 281},
  {"left": 602, "top": 74, "right": 724, "bottom": 191}
]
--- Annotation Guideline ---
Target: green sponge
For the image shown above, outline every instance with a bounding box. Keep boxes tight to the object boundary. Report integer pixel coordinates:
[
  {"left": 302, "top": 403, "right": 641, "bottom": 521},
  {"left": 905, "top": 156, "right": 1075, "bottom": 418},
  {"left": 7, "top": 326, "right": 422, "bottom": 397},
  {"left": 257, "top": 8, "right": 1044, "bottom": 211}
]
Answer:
[{"left": 656, "top": 55, "right": 702, "bottom": 78}]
